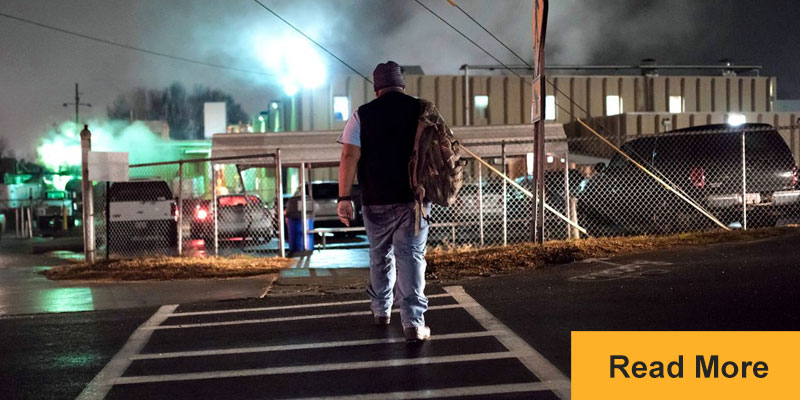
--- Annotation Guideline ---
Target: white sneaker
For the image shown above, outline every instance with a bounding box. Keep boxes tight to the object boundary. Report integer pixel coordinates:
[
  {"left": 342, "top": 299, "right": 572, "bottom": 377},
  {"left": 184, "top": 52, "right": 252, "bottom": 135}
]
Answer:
[{"left": 403, "top": 326, "right": 431, "bottom": 342}]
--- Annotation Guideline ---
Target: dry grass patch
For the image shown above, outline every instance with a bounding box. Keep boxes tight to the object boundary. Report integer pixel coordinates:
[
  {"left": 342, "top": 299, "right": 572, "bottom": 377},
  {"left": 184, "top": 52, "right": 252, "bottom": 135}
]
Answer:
[
  {"left": 426, "top": 227, "right": 798, "bottom": 281},
  {"left": 43, "top": 255, "right": 294, "bottom": 282}
]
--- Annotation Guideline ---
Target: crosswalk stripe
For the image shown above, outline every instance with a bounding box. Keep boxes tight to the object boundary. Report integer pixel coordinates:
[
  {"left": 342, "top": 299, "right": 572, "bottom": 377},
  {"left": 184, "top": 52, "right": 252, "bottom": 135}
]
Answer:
[
  {"left": 291, "top": 381, "right": 572, "bottom": 400},
  {"left": 148, "top": 303, "right": 467, "bottom": 330},
  {"left": 76, "top": 304, "right": 178, "bottom": 400},
  {"left": 172, "top": 293, "right": 453, "bottom": 317},
  {"left": 130, "top": 330, "right": 503, "bottom": 360},
  {"left": 445, "top": 286, "right": 572, "bottom": 400},
  {"left": 115, "top": 352, "right": 517, "bottom": 385}
]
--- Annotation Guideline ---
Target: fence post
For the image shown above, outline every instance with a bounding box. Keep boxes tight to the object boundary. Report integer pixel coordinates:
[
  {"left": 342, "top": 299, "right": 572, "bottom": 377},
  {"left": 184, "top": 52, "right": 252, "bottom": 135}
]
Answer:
[
  {"left": 564, "top": 152, "right": 571, "bottom": 239},
  {"left": 26, "top": 205, "right": 33, "bottom": 239},
  {"left": 15, "top": 208, "right": 19, "bottom": 238},
  {"left": 177, "top": 161, "right": 183, "bottom": 256},
  {"left": 501, "top": 141, "right": 507, "bottom": 246},
  {"left": 478, "top": 161, "right": 484, "bottom": 247},
  {"left": 105, "top": 182, "right": 110, "bottom": 259},
  {"left": 275, "top": 149, "right": 285, "bottom": 258},
  {"left": 300, "top": 162, "right": 308, "bottom": 251},
  {"left": 741, "top": 129, "right": 747, "bottom": 230},
  {"left": 569, "top": 197, "right": 579, "bottom": 239},
  {"left": 80, "top": 125, "right": 95, "bottom": 263},
  {"left": 212, "top": 163, "right": 219, "bottom": 256},
  {"left": 61, "top": 200, "right": 68, "bottom": 232}
]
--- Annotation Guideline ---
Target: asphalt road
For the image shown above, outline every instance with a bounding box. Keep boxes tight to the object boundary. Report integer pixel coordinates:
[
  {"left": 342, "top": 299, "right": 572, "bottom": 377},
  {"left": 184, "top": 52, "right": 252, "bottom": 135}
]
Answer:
[
  {"left": 0, "top": 308, "right": 155, "bottom": 399},
  {"left": 463, "top": 231, "right": 800, "bottom": 376},
  {"left": 1, "top": 231, "right": 798, "bottom": 399}
]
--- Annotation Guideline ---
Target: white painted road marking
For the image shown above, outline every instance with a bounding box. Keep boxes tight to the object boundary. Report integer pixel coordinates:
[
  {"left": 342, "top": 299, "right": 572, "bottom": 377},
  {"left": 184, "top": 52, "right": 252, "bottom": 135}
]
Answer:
[
  {"left": 113, "top": 352, "right": 518, "bottom": 385},
  {"left": 76, "top": 304, "right": 178, "bottom": 400},
  {"left": 131, "top": 330, "right": 503, "bottom": 360},
  {"left": 444, "top": 285, "right": 572, "bottom": 400},
  {"left": 82, "top": 286, "right": 571, "bottom": 399},
  {"left": 571, "top": 259, "right": 672, "bottom": 282},
  {"left": 290, "top": 381, "right": 573, "bottom": 400},
  {"left": 173, "top": 293, "right": 452, "bottom": 317},
  {"left": 149, "top": 303, "right": 466, "bottom": 330}
]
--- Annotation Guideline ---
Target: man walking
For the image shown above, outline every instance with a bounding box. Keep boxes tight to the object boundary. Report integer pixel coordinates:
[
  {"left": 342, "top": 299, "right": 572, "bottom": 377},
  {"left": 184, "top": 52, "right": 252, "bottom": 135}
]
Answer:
[{"left": 337, "top": 61, "right": 432, "bottom": 342}]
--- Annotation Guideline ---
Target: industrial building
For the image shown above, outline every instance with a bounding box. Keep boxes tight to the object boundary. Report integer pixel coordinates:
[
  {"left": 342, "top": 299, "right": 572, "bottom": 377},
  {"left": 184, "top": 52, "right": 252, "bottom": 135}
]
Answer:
[{"left": 211, "top": 61, "right": 800, "bottom": 192}]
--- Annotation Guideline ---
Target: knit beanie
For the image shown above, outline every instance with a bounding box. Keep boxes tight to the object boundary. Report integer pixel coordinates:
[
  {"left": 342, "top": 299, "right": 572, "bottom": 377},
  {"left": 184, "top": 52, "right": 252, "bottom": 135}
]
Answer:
[{"left": 372, "top": 61, "right": 405, "bottom": 92}]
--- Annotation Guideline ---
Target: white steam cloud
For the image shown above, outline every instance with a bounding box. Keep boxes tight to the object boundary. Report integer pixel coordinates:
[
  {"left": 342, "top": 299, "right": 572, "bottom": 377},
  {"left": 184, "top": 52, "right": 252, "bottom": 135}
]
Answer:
[{"left": 37, "top": 120, "right": 181, "bottom": 171}]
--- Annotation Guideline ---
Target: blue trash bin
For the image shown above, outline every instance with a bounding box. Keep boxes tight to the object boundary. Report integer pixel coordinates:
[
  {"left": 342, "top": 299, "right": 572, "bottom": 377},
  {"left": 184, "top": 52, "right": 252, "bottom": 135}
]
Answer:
[{"left": 286, "top": 216, "right": 314, "bottom": 253}]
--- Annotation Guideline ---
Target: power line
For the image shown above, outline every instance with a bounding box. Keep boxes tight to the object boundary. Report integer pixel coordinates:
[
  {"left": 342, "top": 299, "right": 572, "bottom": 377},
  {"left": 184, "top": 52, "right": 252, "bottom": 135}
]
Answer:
[
  {"left": 448, "top": 2, "right": 531, "bottom": 67},
  {"left": 0, "top": 11, "right": 272, "bottom": 77},
  {"left": 250, "top": 0, "right": 372, "bottom": 84},
  {"left": 438, "top": 2, "right": 608, "bottom": 131},
  {"left": 425, "top": 1, "right": 694, "bottom": 207},
  {"left": 412, "top": 0, "right": 524, "bottom": 80}
]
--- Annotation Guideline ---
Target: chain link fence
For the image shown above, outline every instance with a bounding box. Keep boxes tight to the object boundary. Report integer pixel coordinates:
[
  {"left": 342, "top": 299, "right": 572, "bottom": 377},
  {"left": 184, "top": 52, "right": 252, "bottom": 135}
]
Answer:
[
  {"left": 91, "top": 121, "right": 800, "bottom": 258},
  {"left": 427, "top": 122, "right": 800, "bottom": 246},
  {"left": 94, "top": 153, "right": 283, "bottom": 259},
  {"left": 568, "top": 122, "right": 800, "bottom": 237}
]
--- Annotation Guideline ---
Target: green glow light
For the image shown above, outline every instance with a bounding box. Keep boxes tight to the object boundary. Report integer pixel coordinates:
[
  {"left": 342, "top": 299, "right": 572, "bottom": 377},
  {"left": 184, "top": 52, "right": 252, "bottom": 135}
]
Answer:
[
  {"left": 37, "top": 120, "right": 182, "bottom": 171},
  {"left": 54, "top": 353, "right": 102, "bottom": 368},
  {"left": 38, "top": 287, "right": 94, "bottom": 313}
]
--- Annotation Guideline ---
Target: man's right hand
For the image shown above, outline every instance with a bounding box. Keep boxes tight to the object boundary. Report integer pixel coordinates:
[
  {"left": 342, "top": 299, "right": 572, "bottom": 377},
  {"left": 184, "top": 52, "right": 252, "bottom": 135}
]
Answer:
[{"left": 337, "top": 200, "right": 354, "bottom": 227}]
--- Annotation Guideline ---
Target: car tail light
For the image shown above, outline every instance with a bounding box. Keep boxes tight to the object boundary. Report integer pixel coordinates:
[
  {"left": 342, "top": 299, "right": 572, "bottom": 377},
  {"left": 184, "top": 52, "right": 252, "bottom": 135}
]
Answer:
[
  {"left": 171, "top": 203, "right": 178, "bottom": 221},
  {"left": 195, "top": 205, "right": 209, "bottom": 221},
  {"left": 690, "top": 167, "right": 706, "bottom": 188}
]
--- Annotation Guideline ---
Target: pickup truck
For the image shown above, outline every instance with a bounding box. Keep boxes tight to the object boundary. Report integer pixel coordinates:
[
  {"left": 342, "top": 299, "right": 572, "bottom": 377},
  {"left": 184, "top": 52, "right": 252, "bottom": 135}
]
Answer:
[
  {"left": 107, "top": 179, "right": 177, "bottom": 252},
  {"left": 36, "top": 190, "right": 74, "bottom": 236}
]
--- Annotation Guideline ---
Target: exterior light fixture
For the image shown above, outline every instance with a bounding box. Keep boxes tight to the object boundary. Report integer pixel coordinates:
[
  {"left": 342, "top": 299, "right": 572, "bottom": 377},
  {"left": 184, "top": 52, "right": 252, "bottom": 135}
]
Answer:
[{"left": 727, "top": 113, "right": 746, "bottom": 127}]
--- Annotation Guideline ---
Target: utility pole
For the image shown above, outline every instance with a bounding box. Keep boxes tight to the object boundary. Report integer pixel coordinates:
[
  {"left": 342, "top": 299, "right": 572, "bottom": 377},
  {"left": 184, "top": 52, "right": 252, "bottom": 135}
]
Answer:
[
  {"left": 531, "top": 0, "right": 549, "bottom": 244},
  {"left": 63, "top": 83, "right": 92, "bottom": 126},
  {"left": 80, "top": 125, "right": 95, "bottom": 263}
]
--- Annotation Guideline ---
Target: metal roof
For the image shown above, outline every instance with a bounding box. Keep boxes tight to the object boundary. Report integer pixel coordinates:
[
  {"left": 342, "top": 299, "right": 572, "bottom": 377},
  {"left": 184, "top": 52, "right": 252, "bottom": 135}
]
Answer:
[{"left": 211, "top": 124, "right": 567, "bottom": 166}]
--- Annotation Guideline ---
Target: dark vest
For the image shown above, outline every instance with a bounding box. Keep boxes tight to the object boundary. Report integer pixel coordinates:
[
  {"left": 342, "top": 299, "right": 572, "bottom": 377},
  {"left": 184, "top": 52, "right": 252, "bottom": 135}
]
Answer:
[{"left": 357, "top": 91, "right": 421, "bottom": 205}]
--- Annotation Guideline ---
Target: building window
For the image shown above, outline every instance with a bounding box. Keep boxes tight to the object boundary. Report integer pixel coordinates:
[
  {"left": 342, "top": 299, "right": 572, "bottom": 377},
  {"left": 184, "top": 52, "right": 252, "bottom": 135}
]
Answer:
[
  {"left": 474, "top": 95, "right": 489, "bottom": 120},
  {"left": 669, "top": 96, "right": 684, "bottom": 113},
  {"left": 545, "top": 95, "right": 556, "bottom": 120},
  {"left": 333, "top": 96, "right": 350, "bottom": 121},
  {"left": 606, "top": 95, "right": 622, "bottom": 116}
]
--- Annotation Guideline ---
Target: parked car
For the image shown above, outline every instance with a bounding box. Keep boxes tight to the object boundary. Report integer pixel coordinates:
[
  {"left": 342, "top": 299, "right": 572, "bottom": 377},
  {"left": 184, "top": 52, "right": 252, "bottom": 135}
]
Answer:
[
  {"left": 577, "top": 123, "right": 800, "bottom": 236},
  {"left": 107, "top": 179, "right": 177, "bottom": 251},
  {"left": 453, "top": 181, "right": 505, "bottom": 222},
  {"left": 191, "top": 194, "right": 276, "bottom": 246},
  {"left": 286, "top": 181, "right": 363, "bottom": 232},
  {"left": 514, "top": 169, "right": 586, "bottom": 209}
]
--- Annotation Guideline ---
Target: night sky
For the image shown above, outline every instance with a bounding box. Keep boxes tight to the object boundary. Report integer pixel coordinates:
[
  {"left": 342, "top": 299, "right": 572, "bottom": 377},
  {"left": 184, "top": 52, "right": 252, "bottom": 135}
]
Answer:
[{"left": 1, "top": 0, "right": 798, "bottom": 155}]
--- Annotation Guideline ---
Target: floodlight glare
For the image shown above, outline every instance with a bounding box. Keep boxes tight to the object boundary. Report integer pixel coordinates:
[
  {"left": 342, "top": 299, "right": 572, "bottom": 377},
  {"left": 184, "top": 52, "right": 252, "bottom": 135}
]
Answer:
[
  {"left": 727, "top": 113, "right": 746, "bottom": 127},
  {"left": 255, "top": 35, "right": 326, "bottom": 96}
]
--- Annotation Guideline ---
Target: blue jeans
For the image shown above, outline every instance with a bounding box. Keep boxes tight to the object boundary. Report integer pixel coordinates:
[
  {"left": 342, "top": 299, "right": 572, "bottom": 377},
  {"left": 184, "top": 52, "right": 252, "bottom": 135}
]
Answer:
[{"left": 362, "top": 202, "right": 430, "bottom": 328}]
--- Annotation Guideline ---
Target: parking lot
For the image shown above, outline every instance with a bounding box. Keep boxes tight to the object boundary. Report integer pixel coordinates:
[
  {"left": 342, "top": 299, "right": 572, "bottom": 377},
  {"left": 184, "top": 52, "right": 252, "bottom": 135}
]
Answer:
[
  {"left": 3, "top": 230, "right": 800, "bottom": 399},
  {"left": 78, "top": 286, "right": 569, "bottom": 400}
]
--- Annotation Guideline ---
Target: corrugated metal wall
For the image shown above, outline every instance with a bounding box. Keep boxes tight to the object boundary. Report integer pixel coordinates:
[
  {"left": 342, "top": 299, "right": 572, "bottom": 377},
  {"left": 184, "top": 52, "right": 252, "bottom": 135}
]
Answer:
[{"left": 296, "top": 74, "right": 776, "bottom": 130}]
